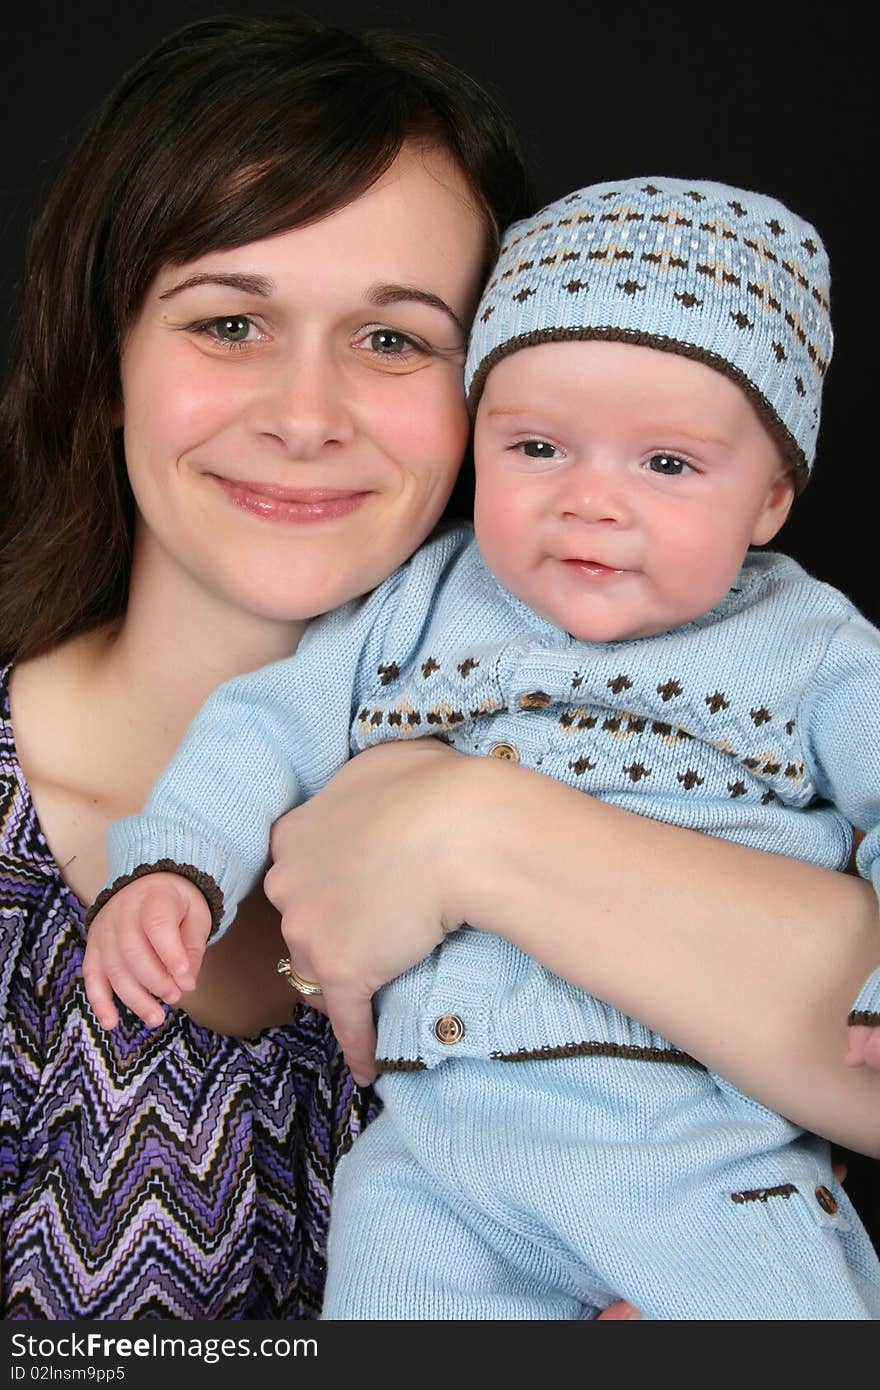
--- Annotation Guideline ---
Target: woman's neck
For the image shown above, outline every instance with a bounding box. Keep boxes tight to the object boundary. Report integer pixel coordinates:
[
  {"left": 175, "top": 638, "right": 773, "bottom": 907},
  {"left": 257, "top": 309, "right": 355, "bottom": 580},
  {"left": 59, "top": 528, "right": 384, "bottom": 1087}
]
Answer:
[
  {"left": 99, "top": 545, "right": 308, "bottom": 764},
  {"left": 10, "top": 527, "right": 308, "bottom": 835}
]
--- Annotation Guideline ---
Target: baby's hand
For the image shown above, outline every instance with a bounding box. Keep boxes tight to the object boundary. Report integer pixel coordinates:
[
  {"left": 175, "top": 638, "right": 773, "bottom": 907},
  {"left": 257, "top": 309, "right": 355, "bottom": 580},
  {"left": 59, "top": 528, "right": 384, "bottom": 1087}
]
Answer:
[
  {"left": 844, "top": 1024, "right": 880, "bottom": 1070},
  {"left": 82, "top": 873, "right": 212, "bottom": 1030}
]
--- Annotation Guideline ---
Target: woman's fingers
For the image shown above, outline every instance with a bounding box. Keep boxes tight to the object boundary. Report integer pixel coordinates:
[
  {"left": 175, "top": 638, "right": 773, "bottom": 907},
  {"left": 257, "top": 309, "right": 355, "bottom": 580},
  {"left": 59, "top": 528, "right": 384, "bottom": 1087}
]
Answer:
[
  {"left": 276, "top": 944, "right": 330, "bottom": 1017},
  {"left": 320, "top": 986, "right": 379, "bottom": 1086},
  {"left": 265, "top": 743, "right": 461, "bottom": 1082}
]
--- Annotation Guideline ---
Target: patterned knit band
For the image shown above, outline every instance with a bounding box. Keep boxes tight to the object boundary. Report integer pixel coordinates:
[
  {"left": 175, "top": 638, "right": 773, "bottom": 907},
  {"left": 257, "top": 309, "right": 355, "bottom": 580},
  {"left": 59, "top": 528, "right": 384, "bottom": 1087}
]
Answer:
[{"left": 465, "top": 177, "right": 832, "bottom": 485}]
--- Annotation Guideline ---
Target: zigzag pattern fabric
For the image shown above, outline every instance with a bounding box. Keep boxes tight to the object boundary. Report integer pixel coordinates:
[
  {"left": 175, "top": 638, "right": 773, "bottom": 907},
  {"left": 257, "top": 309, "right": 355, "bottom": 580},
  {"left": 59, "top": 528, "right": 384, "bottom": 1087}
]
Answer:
[{"left": 0, "top": 665, "right": 373, "bottom": 1319}]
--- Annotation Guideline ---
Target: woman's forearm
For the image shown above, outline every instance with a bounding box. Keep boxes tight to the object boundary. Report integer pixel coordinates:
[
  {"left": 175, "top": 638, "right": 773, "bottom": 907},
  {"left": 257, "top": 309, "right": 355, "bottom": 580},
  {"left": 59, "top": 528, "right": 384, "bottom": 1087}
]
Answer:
[{"left": 446, "top": 756, "right": 880, "bottom": 1155}]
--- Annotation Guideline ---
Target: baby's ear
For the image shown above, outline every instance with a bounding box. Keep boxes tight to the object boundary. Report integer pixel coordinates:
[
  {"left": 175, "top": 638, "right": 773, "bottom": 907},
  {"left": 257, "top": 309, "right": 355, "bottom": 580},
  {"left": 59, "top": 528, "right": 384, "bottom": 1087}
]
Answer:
[{"left": 750, "top": 468, "right": 796, "bottom": 546}]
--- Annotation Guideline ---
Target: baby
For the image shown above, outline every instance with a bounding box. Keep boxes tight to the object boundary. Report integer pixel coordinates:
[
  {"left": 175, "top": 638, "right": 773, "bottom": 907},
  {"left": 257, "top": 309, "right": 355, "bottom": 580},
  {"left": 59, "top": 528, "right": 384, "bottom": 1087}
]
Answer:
[{"left": 85, "top": 177, "right": 880, "bottom": 1318}]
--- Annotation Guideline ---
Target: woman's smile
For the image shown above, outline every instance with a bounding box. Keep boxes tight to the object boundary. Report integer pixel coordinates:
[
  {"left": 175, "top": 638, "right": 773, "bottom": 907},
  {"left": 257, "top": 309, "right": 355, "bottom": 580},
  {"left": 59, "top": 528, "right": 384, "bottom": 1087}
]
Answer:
[{"left": 211, "top": 476, "right": 373, "bottom": 523}]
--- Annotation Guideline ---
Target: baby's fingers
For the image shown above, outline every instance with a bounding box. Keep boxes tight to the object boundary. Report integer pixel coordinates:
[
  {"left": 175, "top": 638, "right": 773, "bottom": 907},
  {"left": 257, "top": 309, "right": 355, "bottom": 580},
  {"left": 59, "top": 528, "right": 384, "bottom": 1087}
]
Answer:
[
  {"left": 103, "top": 961, "right": 171, "bottom": 1030},
  {"left": 177, "top": 895, "right": 213, "bottom": 985},
  {"left": 861, "top": 1028, "right": 880, "bottom": 1070},
  {"left": 120, "top": 928, "right": 187, "bottom": 1013},
  {"left": 81, "top": 948, "right": 121, "bottom": 1031},
  {"left": 82, "top": 939, "right": 171, "bottom": 1031},
  {"left": 844, "top": 1024, "right": 879, "bottom": 1069},
  {"left": 138, "top": 885, "right": 207, "bottom": 991}
]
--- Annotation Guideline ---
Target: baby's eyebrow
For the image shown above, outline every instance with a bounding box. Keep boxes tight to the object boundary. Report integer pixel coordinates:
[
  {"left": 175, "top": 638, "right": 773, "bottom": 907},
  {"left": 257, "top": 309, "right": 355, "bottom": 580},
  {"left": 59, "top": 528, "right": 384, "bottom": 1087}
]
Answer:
[
  {"left": 159, "top": 272, "right": 275, "bottom": 300},
  {"left": 366, "top": 282, "right": 465, "bottom": 334}
]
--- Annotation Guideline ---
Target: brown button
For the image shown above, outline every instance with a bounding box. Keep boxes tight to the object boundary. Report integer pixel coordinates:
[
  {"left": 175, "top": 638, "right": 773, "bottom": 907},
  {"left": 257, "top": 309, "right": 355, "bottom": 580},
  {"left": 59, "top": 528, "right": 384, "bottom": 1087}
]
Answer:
[
  {"left": 519, "top": 691, "right": 552, "bottom": 711},
  {"left": 815, "top": 1185, "right": 838, "bottom": 1215},
  {"left": 489, "top": 742, "right": 520, "bottom": 763},
  {"left": 433, "top": 1013, "right": 465, "bottom": 1045}
]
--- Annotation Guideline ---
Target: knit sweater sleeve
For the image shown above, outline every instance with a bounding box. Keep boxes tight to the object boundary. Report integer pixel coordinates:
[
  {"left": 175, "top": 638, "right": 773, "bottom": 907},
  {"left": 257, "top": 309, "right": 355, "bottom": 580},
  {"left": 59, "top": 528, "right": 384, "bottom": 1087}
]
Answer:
[
  {"left": 94, "top": 526, "right": 473, "bottom": 938},
  {"left": 800, "top": 613, "right": 880, "bottom": 1024},
  {"left": 97, "top": 606, "right": 380, "bottom": 938}
]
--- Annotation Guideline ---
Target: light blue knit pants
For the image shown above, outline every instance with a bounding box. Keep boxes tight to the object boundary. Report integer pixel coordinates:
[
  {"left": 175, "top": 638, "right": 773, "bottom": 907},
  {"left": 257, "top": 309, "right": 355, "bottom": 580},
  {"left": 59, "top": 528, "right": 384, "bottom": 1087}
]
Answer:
[{"left": 323, "top": 1054, "right": 880, "bottom": 1320}]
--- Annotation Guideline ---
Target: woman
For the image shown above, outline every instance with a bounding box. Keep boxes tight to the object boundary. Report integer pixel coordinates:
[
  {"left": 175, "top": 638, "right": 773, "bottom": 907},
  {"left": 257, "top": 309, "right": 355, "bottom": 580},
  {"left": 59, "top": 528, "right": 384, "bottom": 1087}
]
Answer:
[
  {"left": 0, "top": 11, "right": 528, "bottom": 1319},
  {"left": 0, "top": 12, "right": 876, "bottom": 1320}
]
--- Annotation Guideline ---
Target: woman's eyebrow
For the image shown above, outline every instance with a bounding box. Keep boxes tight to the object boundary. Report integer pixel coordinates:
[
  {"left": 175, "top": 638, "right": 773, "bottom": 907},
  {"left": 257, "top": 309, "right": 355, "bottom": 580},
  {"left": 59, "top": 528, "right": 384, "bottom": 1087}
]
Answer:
[
  {"left": 366, "top": 282, "right": 464, "bottom": 333},
  {"left": 156, "top": 274, "right": 464, "bottom": 333},
  {"left": 159, "top": 272, "right": 275, "bottom": 300}
]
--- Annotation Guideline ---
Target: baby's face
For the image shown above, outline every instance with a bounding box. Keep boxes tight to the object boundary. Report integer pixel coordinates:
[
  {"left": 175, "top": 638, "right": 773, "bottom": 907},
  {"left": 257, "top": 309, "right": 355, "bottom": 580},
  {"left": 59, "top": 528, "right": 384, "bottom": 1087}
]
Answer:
[{"left": 473, "top": 339, "right": 794, "bottom": 643}]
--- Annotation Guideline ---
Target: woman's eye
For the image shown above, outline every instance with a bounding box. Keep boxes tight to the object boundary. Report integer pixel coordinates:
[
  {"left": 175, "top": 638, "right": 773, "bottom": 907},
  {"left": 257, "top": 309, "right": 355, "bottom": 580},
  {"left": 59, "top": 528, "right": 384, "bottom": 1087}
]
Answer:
[
  {"left": 519, "top": 440, "right": 561, "bottom": 460},
  {"left": 367, "top": 329, "right": 418, "bottom": 356},
  {"left": 646, "top": 453, "right": 691, "bottom": 476},
  {"left": 192, "top": 315, "right": 262, "bottom": 347},
  {"left": 215, "top": 316, "right": 252, "bottom": 342}
]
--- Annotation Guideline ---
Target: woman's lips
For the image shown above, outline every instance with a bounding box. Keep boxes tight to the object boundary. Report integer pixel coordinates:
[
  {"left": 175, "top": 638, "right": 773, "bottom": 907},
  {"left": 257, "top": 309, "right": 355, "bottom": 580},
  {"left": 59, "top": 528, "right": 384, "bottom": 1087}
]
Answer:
[{"left": 212, "top": 476, "right": 371, "bottom": 523}]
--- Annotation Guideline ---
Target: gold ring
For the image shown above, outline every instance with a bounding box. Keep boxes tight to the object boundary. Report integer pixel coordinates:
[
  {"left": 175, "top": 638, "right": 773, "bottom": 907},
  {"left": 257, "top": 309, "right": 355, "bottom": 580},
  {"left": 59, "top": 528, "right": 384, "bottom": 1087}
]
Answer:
[{"left": 277, "top": 957, "right": 323, "bottom": 997}]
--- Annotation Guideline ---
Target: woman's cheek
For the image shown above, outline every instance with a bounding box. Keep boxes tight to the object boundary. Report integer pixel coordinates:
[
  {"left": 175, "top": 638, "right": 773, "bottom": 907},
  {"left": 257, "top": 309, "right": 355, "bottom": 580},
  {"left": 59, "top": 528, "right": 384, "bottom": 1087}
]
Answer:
[{"left": 395, "top": 371, "right": 470, "bottom": 476}]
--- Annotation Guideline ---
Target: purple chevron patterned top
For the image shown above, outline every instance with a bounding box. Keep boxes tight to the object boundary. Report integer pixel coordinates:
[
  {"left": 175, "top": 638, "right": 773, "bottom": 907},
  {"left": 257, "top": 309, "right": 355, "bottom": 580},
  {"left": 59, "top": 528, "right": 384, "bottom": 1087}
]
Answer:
[{"left": 0, "top": 663, "right": 375, "bottom": 1319}]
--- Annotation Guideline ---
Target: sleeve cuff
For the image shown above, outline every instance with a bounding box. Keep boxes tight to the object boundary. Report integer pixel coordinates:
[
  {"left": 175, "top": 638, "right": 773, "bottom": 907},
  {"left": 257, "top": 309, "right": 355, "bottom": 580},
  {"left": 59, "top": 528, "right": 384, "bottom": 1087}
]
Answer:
[
  {"left": 848, "top": 966, "right": 880, "bottom": 1027},
  {"left": 84, "top": 860, "right": 225, "bottom": 938}
]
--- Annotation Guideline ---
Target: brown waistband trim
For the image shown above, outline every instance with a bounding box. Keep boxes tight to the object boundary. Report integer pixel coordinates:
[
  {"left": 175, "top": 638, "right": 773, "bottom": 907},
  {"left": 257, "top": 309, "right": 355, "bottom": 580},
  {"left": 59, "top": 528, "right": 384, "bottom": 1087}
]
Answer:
[
  {"left": 848, "top": 1010, "right": 880, "bottom": 1028},
  {"left": 730, "top": 1183, "right": 797, "bottom": 1205},
  {"left": 377, "top": 1042, "right": 704, "bottom": 1070},
  {"left": 375, "top": 1057, "right": 427, "bottom": 1073},
  {"left": 489, "top": 1041, "right": 703, "bottom": 1066}
]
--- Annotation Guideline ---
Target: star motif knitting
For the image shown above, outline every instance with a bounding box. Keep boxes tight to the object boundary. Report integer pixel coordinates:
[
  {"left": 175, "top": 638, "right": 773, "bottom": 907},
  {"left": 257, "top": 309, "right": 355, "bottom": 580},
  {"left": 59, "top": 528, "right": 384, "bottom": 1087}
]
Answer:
[
  {"left": 569, "top": 757, "right": 596, "bottom": 775},
  {"left": 657, "top": 679, "right": 683, "bottom": 702}
]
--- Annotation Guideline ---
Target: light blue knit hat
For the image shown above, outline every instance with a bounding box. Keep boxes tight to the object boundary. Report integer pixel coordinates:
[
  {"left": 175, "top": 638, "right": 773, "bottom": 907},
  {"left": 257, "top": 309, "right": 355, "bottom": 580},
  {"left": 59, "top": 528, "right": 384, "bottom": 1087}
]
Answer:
[{"left": 465, "top": 177, "right": 831, "bottom": 487}]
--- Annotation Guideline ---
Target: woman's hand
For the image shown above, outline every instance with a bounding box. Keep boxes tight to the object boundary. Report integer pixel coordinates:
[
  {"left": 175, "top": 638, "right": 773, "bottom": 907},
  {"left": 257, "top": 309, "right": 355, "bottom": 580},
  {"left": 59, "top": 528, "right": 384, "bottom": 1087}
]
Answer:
[
  {"left": 265, "top": 735, "right": 880, "bottom": 1154},
  {"left": 265, "top": 740, "right": 461, "bottom": 1083}
]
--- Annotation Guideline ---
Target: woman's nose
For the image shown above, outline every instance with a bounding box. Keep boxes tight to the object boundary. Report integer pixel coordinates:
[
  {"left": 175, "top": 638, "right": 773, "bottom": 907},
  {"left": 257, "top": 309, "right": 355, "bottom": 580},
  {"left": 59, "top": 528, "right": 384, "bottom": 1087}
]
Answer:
[{"left": 249, "top": 346, "right": 355, "bottom": 458}]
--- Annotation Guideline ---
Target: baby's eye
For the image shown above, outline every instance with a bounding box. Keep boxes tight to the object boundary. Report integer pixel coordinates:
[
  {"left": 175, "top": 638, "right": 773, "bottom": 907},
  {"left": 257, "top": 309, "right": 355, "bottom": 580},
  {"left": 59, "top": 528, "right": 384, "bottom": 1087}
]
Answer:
[
  {"left": 645, "top": 453, "right": 692, "bottom": 476},
  {"left": 519, "top": 440, "right": 562, "bottom": 460}
]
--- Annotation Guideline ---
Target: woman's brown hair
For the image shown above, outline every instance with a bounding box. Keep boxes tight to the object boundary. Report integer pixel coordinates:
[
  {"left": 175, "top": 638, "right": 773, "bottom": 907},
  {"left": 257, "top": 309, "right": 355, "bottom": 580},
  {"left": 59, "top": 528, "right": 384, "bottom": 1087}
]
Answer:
[{"left": 0, "top": 11, "right": 531, "bottom": 663}]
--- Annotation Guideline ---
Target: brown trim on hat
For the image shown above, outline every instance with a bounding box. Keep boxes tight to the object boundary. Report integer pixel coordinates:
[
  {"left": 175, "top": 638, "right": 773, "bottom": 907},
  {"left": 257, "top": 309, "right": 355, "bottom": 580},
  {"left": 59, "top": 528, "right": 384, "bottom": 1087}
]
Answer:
[{"left": 467, "top": 325, "right": 809, "bottom": 492}]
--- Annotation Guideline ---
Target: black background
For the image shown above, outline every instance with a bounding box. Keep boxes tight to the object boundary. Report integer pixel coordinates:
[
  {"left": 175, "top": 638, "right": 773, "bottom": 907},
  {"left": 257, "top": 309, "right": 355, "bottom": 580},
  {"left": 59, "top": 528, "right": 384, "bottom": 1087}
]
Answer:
[
  {"left": 1, "top": 1, "right": 875, "bottom": 622},
  {"left": 0, "top": 0, "right": 877, "bottom": 1263}
]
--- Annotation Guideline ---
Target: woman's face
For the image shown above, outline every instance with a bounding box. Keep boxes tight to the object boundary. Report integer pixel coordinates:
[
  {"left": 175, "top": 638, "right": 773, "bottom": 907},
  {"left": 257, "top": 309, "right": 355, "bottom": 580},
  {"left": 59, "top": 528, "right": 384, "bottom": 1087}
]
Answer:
[{"left": 119, "top": 145, "right": 486, "bottom": 624}]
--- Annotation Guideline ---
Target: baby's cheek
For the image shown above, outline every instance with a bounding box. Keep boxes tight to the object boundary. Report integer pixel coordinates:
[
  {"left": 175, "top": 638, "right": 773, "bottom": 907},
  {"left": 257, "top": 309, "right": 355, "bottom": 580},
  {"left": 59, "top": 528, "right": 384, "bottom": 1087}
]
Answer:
[
  {"left": 474, "top": 480, "right": 524, "bottom": 569},
  {"left": 666, "top": 527, "right": 745, "bottom": 616}
]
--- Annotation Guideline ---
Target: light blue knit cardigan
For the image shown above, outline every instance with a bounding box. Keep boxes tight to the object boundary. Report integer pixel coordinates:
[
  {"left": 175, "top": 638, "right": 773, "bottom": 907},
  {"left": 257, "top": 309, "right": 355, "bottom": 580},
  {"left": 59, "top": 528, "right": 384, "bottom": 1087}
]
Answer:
[{"left": 100, "top": 525, "right": 880, "bottom": 1060}]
